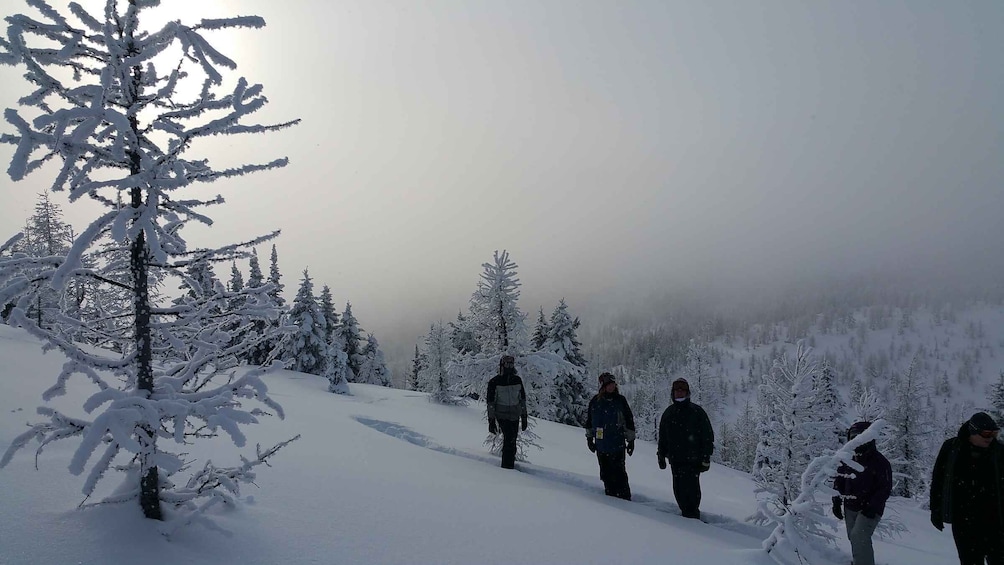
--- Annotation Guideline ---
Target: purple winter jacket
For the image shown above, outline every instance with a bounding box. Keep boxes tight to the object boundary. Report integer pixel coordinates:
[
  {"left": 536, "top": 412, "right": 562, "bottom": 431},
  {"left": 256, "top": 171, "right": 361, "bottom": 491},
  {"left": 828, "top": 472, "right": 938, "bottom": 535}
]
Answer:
[{"left": 833, "top": 442, "right": 893, "bottom": 517}]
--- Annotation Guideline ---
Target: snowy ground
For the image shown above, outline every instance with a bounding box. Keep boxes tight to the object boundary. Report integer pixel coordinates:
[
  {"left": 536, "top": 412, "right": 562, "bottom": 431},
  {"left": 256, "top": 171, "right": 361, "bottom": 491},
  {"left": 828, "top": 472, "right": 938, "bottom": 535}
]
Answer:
[{"left": 0, "top": 325, "right": 959, "bottom": 565}]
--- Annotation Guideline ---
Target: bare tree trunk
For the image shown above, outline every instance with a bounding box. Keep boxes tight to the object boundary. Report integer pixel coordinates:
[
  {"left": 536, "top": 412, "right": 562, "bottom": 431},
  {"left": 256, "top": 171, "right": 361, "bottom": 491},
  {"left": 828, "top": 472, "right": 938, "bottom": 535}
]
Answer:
[
  {"left": 131, "top": 190, "right": 161, "bottom": 520},
  {"left": 126, "top": 12, "right": 161, "bottom": 518}
]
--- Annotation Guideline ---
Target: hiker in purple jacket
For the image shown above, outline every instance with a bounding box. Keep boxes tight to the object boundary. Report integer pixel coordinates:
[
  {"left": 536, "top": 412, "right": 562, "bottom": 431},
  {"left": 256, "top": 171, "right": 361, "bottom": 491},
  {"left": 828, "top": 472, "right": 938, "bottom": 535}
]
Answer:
[{"left": 832, "top": 421, "right": 893, "bottom": 565}]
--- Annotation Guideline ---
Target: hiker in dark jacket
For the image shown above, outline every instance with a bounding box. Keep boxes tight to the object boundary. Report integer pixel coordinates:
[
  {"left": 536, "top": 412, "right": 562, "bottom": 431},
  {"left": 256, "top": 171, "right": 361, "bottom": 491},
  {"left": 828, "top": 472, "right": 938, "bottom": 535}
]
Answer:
[
  {"left": 832, "top": 421, "right": 893, "bottom": 565},
  {"left": 657, "top": 377, "right": 714, "bottom": 519},
  {"left": 486, "top": 355, "right": 528, "bottom": 470},
  {"left": 585, "top": 372, "right": 636, "bottom": 500},
  {"left": 930, "top": 411, "right": 1004, "bottom": 565}
]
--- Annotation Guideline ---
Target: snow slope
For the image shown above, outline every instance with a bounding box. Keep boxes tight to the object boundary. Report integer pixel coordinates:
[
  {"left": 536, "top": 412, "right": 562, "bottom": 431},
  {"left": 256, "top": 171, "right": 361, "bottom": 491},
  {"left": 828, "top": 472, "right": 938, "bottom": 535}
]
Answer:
[{"left": 0, "top": 325, "right": 958, "bottom": 565}]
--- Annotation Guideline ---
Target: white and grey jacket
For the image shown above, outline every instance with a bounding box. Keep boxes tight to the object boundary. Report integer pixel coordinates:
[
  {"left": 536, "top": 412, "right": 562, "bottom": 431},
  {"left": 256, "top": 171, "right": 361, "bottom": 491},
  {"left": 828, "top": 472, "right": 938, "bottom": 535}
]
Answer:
[{"left": 486, "top": 372, "right": 527, "bottom": 422}]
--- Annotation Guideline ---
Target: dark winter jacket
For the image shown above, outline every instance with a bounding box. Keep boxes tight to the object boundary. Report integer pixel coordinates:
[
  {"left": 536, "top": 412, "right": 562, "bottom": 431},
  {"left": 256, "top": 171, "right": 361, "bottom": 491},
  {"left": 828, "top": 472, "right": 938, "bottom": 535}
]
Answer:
[
  {"left": 657, "top": 399, "right": 714, "bottom": 466},
  {"left": 585, "top": 392, "right": 636, "bottom": 454},
  {"left": 930, "top": 423, "right": 1004, "bottom": 530},
  {"left": 832, "top": 442, "right": 893, "bottom": 517},
  {"left": 486, "top": 371, "right": 527, "bottom": 422}
]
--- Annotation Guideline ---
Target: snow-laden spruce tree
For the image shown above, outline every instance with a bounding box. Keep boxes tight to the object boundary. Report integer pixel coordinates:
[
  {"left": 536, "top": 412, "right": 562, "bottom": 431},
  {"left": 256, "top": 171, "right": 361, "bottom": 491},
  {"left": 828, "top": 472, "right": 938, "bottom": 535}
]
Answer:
[
  {"left": 0, "top": 1, "right": 297, "bottom": 524},
  {"left": 450, "top": 250, "right": 532, "bottom": 401},
  {"left": 812, "top": 361, "right": 846, "bottom": 456},
  {"left": 245, "top": 248, "right": 270, "bottom": 364},
  {"left": 357, "top": 333, "right": 391, "bottom": 387},
  {"left": 318, "top": 284, "right": 349, "bottom": 393},
  {"left": 340, "top": 301, "right": 364, "bottom": 381},
  {"left": 419, "top": 321, "right": 463, "bottom": 404},
  {"left": 448, "top": 250, "right": 577, "bottom": 459},
  {"left": 531, "top": 306, "right": 550, "bottom": 351},
  {"left": 282, "top": 270, "right": 327, "bottom": 375},
  {"left": 449, "top": 250, "right": 578, "bottom": 419},
  {"left": 544, "top": 299, "right": 589, "bottom": 426},
  {"left": 408, "top": 344, "right": 425, "bottom": 391}
]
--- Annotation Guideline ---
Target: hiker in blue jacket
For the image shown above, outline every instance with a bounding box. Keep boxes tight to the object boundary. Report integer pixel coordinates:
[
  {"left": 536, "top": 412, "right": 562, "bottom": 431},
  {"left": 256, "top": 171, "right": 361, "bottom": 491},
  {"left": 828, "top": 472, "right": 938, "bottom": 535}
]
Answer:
[{"left": 585, "top": 372, "right": 636, "bottom": 500}]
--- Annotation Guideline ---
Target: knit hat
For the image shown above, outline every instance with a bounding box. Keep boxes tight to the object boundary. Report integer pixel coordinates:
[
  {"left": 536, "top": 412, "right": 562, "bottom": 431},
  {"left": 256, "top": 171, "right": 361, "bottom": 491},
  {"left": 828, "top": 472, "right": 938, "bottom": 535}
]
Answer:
[
  {"left": 847, "top": 421, "right": 871, "bottom": 440},
  {"left": 968, "top": 412, "right": 1001, "bottom": 434},
  {"left": 598, "top": 372, "right": 616, "bottom": 390}
]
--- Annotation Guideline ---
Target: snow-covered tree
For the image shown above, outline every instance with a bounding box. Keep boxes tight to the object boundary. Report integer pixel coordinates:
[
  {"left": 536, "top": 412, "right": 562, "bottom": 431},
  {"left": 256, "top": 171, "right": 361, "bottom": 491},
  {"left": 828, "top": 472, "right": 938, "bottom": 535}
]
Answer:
[
  {"left": 685, "top": 339, "right": 721, "bottom": 417},
  {"left": 885, "top": 354, "right": 934, "bottom": 498},
  {"left": 317, "top": 284, "right": 349, "bottom": 393},
  {"left": 282, "top": 270, "right": 327, "bottom": 376},
  {"left": 989, "top": 371, "right": 1004, "bottom": 426},
  {"left": 752, "top": 341, "right": 821, "bottom": 520},
  {"left": 450, "top": 250, "right": 531, "bottom": 400},
  {"left": 448, "top": 310, "right": 479, "bottom": 355},
  {"left": 729, "top": 398, "right": 760, "bottom": 472},
  {"left": 813, "top": 362, "right": 846, "bottom": 455},
  {"left": 544, "top": 299, "right": 588, "bottom": 426},
  {"left": 760, "top": 420, "right": 889, "bottom": 565},
  {"left": 632, "top": 357, "right": 668, "bottom": 441},
  {"left": 340, "top": 302, "right": 364, "bottom": 381},
  {"left": 12, "top": 191, "right": 77, "bottom": 329},
  {"left": 357, "top": 333, "right": 391, "bottom": 387},
  {"left": 419, "top": 322, "right": 462, "bottom": 404},
  {"left": 531, "top": 306, "right": 550, "bottom": 351},
  {"left": 467, "top": 250, "right": 528, "bottom": 355},
  {"left": 408, "top": 344, "right": 425, "bottom": 391},
  {"left": 268, "top": 244, "right": 285, "bottom": 308},
  {"left": 0, "top": 1, "right": 297, "bottom": 524}
]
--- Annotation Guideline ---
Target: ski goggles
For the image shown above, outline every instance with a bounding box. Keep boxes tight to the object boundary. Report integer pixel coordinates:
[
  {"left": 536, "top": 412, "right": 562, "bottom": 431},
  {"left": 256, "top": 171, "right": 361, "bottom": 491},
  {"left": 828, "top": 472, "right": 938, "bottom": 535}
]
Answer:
[{"left": 977, "top": 429, "right": 999, "bottom": 439}]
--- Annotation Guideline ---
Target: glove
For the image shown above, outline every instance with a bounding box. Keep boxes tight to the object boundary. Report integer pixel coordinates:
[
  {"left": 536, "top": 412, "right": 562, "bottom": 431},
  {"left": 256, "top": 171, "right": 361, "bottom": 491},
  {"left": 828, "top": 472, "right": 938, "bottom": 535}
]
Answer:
[
  {"left": 832, "top": 500, "right": 843, "bottom": 520},
  {"left": 587, "top": 437, "right": 596, "bottom": 453},
  {"left": 658, "top": 455, "right": 667, "bottom": 470},
  {"left": 700, "top": 459, "right": 711, "bottom": 472},
  {"left": 488, "top": 419, "right": 497, "bottom": 435},
  {"left": 520, "top": 416, "right": 528, "bottom": 431},
  {"left": 626, "top": 440, "right": 635, "bottom": 456},
  {"left": 931, "top": 514, "right": 944, "bottom": 531}
]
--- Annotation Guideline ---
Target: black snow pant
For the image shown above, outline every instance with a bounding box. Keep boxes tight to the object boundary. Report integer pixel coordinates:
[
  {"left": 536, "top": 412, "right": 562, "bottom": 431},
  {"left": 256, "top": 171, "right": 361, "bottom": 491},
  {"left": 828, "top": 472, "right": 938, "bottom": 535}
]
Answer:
[
  {"left": 499, "top": 419, "right": 519, "bottom": 469},
  {"left": 952, "top": 520, "right": 1004, "bottom": 565},
  {"left": 596, "top": 449, "right": 631, "bottom": 500},
  {"left": 671, "top": 463, "right": 702, "bottom": 519}
]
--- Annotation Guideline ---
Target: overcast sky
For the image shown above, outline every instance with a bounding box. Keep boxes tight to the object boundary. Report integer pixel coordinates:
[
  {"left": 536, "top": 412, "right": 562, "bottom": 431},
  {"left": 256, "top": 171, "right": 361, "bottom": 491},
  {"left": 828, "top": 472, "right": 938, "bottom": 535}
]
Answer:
[{"left": 1, "top": 1, "right": 1002, "bottom": 362}]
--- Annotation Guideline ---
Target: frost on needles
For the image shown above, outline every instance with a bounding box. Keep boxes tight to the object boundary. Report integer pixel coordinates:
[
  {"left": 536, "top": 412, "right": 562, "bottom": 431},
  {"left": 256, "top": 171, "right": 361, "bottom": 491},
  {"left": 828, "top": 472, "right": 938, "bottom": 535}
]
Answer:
[{"left": 0, "top": 0, "right": 300, "bottom": 530}]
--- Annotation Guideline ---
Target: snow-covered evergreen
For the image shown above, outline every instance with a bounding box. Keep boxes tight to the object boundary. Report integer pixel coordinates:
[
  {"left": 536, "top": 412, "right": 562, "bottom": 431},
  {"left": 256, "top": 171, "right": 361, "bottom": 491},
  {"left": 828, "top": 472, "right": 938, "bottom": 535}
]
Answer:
[
  {"left": 357, "top": 333, "right": 391, "bottom": 387},
  {"left": 544, "top": 299, "right": 589, "bottom": 426},
  {"left": 338, "top": 302, "right": 364, "bottom": 381},
  {"left": 531, "top": 307, "right": 550, "bottom": 351},
  {"left": 318, "top": 285, "right": 350, "bottom": 394},
  {"left": 419, "top": 322, "right": 462, "bottom": 404},
  {"left": 282, "top": 270, "right": 327, "bottom": 376}
]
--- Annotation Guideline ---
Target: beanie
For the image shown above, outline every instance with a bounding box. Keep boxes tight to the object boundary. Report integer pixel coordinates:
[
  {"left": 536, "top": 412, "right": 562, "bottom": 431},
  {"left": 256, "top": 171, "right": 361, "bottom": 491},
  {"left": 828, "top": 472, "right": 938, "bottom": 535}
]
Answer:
[{"left": 968, "top": 412, "right": 1001, "bottom": 433}]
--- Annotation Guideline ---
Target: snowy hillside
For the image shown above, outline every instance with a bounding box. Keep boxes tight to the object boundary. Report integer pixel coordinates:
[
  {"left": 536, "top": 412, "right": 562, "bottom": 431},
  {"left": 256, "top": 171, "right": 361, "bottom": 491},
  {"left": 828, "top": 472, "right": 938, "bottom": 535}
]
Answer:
[{"left": 0, "top": 324, "right": 960, "bottom": 565}]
